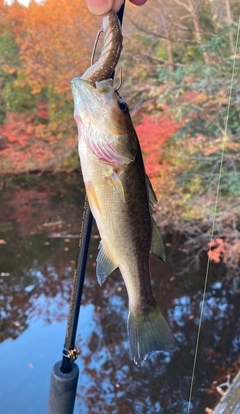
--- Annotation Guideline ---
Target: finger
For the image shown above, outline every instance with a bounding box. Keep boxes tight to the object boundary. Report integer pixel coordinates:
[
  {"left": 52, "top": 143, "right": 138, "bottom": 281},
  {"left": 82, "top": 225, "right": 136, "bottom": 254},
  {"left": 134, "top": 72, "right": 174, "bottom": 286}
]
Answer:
[
  {"left": 112, "top": 0, "right": 124, "bottom": 12},
  {"left": 86, "top": 0, "right": 114, "bottom": 15},
  {"left": 129, "top": 0, "right": 148, "bottom": 5}
]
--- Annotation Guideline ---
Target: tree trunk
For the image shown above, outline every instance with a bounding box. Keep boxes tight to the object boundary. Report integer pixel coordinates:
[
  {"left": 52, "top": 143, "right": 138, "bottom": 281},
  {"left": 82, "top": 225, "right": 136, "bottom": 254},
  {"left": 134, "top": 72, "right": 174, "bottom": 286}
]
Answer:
[
  {"left": 188, "top": 0, "right": 209, "bottom": 63},
  {"left": 172, "top": 0, "right": 209, "bottom": 63},
  {"left": 157, "top": 0, "right": 175, "bottom": 72},
  {"left": 225, "top": 0, "right": 234, "bottom": 54},
  {"left": 166, "top": 37, "right": 174, "bottom": 72}
]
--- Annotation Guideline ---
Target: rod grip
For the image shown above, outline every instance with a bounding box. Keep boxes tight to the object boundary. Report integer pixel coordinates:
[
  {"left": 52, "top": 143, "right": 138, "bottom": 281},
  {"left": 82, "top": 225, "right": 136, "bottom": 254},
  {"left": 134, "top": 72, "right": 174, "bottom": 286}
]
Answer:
[{"left": 48, "top": 361, "right": 79, "bottom": 414}]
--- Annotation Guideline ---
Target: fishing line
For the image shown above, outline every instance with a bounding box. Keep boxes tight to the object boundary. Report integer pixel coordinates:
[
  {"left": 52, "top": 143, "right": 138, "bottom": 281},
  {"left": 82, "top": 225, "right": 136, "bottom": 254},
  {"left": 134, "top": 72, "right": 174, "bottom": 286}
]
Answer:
[{"left": 186, "top": 17, "right": 240, "bottom": 413}]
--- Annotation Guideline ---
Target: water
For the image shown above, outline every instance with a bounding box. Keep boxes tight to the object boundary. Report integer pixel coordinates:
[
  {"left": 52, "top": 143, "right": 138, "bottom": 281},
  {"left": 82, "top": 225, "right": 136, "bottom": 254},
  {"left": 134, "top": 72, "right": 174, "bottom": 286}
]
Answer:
[{"left": 0, "top": 174, "right": 239, "bottom": 413}]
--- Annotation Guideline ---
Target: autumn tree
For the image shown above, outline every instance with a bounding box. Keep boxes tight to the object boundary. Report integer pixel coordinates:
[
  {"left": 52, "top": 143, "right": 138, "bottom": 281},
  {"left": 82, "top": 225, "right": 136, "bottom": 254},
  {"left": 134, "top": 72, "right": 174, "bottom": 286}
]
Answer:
[
  {"left": 0, "top": 0, "right": 239, "bottom": 232},
  {"left": 120, "top": 0, "right": 240, "bottom": 226},
  {"left": 0, "top": 0, "right": 96, "bottom": 171}
]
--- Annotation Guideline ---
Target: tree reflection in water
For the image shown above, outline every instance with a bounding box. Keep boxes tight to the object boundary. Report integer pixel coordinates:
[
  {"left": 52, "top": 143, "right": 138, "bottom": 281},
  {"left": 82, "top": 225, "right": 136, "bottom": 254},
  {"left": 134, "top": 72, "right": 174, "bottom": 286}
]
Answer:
[
  {"left": 75, "top": 253, "right": 240, "bottom": 414},
  {"left": 0, "top": 174, "right": 239, "bottom": 413}
]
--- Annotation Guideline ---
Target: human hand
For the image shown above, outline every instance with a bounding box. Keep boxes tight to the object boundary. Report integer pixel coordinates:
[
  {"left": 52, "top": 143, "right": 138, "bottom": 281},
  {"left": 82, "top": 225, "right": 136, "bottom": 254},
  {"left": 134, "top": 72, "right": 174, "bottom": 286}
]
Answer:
[{"left": 86, "top": 0, "right": 148, "bottom": 16}]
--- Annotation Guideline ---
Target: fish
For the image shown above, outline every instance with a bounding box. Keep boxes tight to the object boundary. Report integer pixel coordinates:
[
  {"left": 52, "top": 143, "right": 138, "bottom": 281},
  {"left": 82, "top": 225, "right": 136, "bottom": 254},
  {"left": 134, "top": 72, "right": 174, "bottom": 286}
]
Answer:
[{"left": 71, "top": 11, "right": 176, "bottom": 367}]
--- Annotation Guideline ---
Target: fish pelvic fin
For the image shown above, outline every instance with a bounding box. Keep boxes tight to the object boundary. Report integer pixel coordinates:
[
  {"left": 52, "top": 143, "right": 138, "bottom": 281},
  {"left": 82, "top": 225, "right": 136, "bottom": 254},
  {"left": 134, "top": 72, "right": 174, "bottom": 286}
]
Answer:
[
  {"left": 96, "top": 241, "right": 117, "bottom": 285},
  {"left": 86, "top": 182, "right": 102, "bottom": 215},
  {"left": 109, "top": 171, "right": 125, "bottom": 203},
  {"left": 127, "top": 301, "right": 176, "bottom": 367},
  {"left": 150, "top": 219, "right": 166, "bottom": 262}
]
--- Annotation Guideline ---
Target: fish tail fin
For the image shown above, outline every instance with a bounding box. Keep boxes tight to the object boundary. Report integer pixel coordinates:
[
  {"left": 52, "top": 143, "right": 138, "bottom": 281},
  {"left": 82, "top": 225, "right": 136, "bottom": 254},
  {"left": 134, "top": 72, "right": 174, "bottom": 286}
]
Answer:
[{"left": 127, "top": 301, "right": 176, "bottom": 367}]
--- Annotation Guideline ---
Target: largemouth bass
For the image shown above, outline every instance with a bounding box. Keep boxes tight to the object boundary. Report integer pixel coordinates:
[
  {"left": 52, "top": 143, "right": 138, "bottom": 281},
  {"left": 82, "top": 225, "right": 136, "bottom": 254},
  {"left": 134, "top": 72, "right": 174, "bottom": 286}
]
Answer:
[{"left": 71, "top": 11, "right": 176, "bottom": 366}]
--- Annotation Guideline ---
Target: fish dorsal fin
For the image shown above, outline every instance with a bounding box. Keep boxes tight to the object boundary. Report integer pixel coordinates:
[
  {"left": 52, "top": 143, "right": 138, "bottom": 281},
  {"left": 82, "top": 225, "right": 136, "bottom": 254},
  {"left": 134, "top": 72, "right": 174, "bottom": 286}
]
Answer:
[
  {"left": 109, "top": 171, "right": 125, "bottom": 203},
  {"left": 146, "top": 174, "right": 158, "bottom": 213},
  {"left": 150, "top": 219, "right": 166, "bottom": 262},
  {"left": 96, "top": 241, "right": 117, "bottom": 285}
]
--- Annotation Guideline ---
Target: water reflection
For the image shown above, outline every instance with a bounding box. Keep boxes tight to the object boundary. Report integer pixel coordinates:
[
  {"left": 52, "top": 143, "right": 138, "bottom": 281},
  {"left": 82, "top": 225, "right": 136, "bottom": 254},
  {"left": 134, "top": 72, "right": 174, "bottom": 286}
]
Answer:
[{"left": 0, "top": 174, "right": 239, "bottom": 413}]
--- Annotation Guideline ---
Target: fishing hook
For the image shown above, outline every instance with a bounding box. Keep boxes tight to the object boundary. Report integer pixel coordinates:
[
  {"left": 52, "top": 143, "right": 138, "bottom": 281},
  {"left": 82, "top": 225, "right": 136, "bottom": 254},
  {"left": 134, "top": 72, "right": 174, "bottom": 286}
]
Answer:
[
  {"left": 91, "top": 29, "right": 104, "bottom": 66},
  {"left": 115, "top": 67, "right": 123, "bottom": 91}
]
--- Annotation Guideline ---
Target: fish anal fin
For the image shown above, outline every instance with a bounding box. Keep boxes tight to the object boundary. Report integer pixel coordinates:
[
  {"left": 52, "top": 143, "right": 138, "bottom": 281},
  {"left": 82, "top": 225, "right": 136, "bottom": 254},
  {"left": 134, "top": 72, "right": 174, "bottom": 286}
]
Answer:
[
  {"left": 128, "top": 301, "right": 176, "bottom": 367},
  {"left": 96, "top": 241, "right": 117, "bottom": 285},
  {"left": 150, "top": 219, "right": 166, "bottom": 262}
]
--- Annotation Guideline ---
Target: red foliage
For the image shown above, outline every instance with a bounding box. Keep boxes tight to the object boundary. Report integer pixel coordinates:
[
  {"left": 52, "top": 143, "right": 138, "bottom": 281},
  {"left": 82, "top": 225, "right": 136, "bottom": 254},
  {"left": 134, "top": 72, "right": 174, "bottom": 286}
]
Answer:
[
  {"left": 0, "top": 105, "right": 76, "bottom": 172},
  {"left": 208, "top": 238, "right": 227, "bottom": 263},
  {"left": 207, "top": 238, "right": 240, "bottom": 273},
  {"left": 136, "top": 114, "right": 180, "bottom": 177},
  {"left": 3, "top": 187, "right": 48, "bottom": 223},
  {"left": 0, "top": 111, "right": 35, "bottom": 145}
]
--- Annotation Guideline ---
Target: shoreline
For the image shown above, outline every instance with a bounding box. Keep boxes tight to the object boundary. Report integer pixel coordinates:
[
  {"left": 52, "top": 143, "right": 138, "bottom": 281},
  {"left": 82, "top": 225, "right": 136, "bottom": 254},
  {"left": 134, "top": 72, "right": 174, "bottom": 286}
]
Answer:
[{"left": 1, "top": 170, "right": 239, "bottom": 287}]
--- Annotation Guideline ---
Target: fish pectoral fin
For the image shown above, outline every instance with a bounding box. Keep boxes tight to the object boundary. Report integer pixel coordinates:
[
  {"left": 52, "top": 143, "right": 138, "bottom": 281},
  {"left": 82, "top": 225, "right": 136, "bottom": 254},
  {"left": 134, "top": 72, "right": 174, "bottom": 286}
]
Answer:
[
  {"left": 128, "top": 301, "right": 177, "bottom": 367},
  {"left": 150, "top": 219, "right": 166, "bottom": 262},
  {"left": 89, "top": 136, "right": 134, "bottom": 166},
  {"left": 146, "top": 174, "right": 158, "bottom": 213},
  {"left": 109, "top": 171, "right": 125, "bottom": 203},
  {"left": 96, "top": 241, "right": 117, "bottom": 286}
]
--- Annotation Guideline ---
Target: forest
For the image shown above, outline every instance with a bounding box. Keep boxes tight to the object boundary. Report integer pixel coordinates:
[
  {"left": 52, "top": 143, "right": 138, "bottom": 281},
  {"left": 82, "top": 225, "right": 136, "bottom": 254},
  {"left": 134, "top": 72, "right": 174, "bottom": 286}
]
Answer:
[{"left": 0, "top": 0, "right": 239, "bottom": 272}]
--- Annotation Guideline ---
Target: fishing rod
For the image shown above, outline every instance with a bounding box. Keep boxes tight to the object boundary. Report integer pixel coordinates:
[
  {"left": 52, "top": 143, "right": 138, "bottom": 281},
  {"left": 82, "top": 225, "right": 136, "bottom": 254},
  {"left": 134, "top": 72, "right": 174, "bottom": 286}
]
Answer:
[{"left": 47, "top": 4, "right": 125, "bottom": 414}]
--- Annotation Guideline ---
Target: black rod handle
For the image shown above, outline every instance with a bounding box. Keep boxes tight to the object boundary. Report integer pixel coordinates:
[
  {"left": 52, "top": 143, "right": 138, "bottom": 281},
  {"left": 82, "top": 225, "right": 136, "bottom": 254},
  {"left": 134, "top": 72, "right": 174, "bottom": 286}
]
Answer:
[{"left": 48, "top": 361, "right": 79, "bottom": 414}]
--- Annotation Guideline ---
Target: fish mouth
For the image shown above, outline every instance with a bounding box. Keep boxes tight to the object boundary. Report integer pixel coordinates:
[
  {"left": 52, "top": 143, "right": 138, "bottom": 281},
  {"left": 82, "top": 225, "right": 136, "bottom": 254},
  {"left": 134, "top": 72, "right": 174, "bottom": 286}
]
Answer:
[
  {"left": 71, "top": 77, "right": 95, "bottom": 96},
  {"left": 71, "top": 77, "right": 114, "bottom": 98},
  {"left": 71, "top": 78, "right": 116, "bottom": 122},
  {"left": 71, "top": 77, "right": 99, "bottom": 115}
]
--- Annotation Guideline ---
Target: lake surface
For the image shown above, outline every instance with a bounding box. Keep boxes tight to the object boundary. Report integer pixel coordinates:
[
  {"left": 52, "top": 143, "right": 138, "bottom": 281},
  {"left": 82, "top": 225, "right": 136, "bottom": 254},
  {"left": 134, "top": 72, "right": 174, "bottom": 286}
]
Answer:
[{"left": 0, "top": 174, "right": 239, "bottom": 414}]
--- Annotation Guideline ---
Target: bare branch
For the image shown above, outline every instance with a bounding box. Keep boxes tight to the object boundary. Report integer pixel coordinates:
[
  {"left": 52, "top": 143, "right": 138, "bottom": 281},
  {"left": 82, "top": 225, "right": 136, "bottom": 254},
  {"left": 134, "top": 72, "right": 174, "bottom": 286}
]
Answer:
[
  {"left": 172, "top": 0, "right": 191, "bottom": 12},
  {"left": 139, "top": 52, "right": 184, "bottom": 67},
  {"left": 171, "top": 22, "right": 193, "bottom": 33},
  {"left": 179, "top": 14, "right": 192, "bottom": 21},
  {"left": 130, "top": 20, "right": 200, "bottom": 45}
]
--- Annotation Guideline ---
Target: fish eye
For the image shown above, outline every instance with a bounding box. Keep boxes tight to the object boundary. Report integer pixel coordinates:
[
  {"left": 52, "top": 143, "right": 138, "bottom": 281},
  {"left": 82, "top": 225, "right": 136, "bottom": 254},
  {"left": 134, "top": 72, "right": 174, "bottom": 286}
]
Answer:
[{"left": 118, "top": 99, "right": 129, "bottom": 113}]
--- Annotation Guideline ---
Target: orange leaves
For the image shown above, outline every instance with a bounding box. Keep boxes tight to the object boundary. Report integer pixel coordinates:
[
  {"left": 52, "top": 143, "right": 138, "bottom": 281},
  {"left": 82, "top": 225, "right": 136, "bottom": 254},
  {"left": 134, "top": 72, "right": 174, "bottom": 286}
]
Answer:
[
  {"left": 1, "top": 112, "right": 32, "bottom": 145},
  {"left": 0, "top": 104, "right": 77, "bottom": 173},
  {"left": 208, "top": 238, "right": 240, "bottom": 271},
  {"left": 0, "top": 0, "right": 96, "bottom": 172},
  {"left": 192, "top": 92, "right": 208, "bottom": 104},
  {"left": 36, "top": 103, "right": 48, "bottom": 120},
  {"left": 3, "top": 0, "right": 96, "bottom": 94},
  {"left": 208, "top": 238, "right": 228, "bottom": 263}
]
